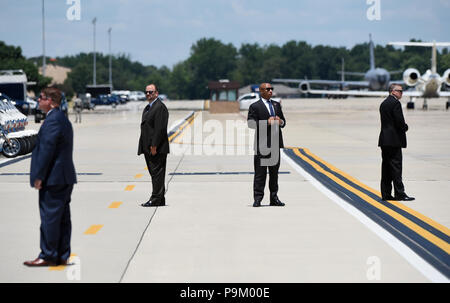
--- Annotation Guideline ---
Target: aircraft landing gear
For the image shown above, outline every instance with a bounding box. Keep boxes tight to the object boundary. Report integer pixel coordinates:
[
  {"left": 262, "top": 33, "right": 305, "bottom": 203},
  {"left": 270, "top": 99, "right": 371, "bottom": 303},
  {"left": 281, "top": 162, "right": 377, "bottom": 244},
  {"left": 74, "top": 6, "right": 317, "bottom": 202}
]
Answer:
[
  {"left": 422, "top": 98, "right": 428, "bottom": 110},
  {"left": 406, "top": 97, "right": 415, "bottom": 109},
  {"left": 446, "top": 98, "right": 450, "bottom": 110}
]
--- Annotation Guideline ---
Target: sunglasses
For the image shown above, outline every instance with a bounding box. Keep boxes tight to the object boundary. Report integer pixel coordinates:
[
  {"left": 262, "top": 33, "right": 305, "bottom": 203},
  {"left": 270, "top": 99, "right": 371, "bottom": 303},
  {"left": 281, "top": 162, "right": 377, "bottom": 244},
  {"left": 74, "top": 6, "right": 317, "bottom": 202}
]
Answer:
[
  {"left": 393, "top": 89, "right": 403, "bottom": 93},
  {"left": 145, "top": 91, "right": 155, "bottom": 95},
  {"left": 265, "top": 87, "right": 274, "bottom": 91}
]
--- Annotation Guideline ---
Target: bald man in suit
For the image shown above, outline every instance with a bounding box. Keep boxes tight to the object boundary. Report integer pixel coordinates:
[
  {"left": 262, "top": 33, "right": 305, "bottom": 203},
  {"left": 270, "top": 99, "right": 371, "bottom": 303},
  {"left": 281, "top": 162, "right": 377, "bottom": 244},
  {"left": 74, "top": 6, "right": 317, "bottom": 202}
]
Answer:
[{"left": 248, "top": 83, "right": 286, "bottom": 207}]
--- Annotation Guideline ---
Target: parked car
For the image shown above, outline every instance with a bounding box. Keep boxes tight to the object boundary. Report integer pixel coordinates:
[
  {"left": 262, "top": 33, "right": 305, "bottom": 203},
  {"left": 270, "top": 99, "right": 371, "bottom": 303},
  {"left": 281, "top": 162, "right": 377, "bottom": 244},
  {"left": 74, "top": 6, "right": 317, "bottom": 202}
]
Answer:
[
  {"left": 35, "top": 92, "right": 69, "bottom": 123},
  {"left": 129, "top": 91, "right": 146, "bottom": 101},
  {"left": 90, "top": 94, "right": 120, "bottom": 108},
  {"left": 159, "top": 94, "right": 169, "bottom": 102},
  {"left": 112, "top": 90, "right": 130, "bottom": 103},
  {"left": 238, "top": 93, "right": 282, "bottom": 110}
]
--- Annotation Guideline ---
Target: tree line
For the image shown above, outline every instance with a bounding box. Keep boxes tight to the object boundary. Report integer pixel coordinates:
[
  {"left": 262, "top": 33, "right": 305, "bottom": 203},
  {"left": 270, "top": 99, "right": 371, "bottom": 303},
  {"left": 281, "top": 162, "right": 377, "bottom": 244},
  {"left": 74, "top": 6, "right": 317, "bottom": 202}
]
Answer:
[{"left": 1, "top": 38, "right": 449, "bottom": 99}]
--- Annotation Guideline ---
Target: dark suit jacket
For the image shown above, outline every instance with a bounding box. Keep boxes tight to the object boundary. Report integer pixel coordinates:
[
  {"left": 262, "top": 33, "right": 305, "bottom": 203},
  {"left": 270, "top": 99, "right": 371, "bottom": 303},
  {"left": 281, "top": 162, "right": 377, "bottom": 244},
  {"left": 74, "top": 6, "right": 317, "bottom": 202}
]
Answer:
[
  {"left": 30, "top": 108, "right": 77, "bottom": 187},
  {"left": 138, "top": 98, "right": 170, "bottom": 155},
  {"left": 247, "top": 99, "right": 286, "bottom": 155},
  {"left": 378, "top": 95, "right": 408, "bottom": 148}
]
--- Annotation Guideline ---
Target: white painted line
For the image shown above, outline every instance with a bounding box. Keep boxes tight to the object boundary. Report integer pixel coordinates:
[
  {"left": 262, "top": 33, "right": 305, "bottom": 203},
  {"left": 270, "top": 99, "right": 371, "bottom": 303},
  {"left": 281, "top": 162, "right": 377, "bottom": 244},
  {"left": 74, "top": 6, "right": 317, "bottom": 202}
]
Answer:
[
  {"left": 0, "top": 154, "right": 31, "bottom": 167},
  {"left": 281, "top": 150, "right": 449, "bottom": 283}
]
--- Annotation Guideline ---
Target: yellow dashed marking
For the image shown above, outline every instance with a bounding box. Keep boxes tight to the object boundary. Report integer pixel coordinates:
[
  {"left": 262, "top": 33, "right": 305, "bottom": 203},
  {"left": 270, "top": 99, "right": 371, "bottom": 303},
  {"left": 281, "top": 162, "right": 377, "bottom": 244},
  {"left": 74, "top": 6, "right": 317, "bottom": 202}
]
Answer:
[
  {"left": 125, "top": 185, "right": 135, "bottom": 191},
  {"left": 84, "top": 225, "right": 103, "bottom": 235},
  {"left": 49, "top": 254, "right": 77, "bottom": 271},
  {"left": 108, "top": 201, "right": 123, "bottom": 208},
  {"left": 134, "top": 173, "right": 143, "bottom": 179}
]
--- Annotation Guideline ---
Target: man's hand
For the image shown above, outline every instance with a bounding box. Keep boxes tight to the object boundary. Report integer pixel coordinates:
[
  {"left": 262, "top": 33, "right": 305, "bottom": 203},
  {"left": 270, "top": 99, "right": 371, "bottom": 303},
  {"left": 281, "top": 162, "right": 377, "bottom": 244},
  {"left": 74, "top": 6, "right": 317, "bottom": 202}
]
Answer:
[
  {"left": 268, "top": 116, "right": 280, "bottom": 125},
  {"left": 150, "top": 146, "right": 157, "bottom": 156},
  {"left": 34, "top": 179, "right": 42, "bottom": 190}
]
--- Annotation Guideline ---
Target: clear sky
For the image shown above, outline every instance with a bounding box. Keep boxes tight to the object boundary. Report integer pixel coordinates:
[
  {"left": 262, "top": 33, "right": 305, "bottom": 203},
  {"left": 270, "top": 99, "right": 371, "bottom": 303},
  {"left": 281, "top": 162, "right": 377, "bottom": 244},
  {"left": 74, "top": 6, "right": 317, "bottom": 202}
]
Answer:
[{"left": 1, "top": 0, "right": 449, "bottom": 68}]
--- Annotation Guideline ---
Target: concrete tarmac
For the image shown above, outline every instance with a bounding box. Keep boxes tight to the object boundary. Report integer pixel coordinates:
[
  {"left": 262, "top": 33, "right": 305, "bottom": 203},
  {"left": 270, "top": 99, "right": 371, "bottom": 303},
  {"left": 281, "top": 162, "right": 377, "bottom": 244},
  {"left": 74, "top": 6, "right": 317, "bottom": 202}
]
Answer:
[{"left": 0, "top": 98, "right": 448, "bottom": 282}]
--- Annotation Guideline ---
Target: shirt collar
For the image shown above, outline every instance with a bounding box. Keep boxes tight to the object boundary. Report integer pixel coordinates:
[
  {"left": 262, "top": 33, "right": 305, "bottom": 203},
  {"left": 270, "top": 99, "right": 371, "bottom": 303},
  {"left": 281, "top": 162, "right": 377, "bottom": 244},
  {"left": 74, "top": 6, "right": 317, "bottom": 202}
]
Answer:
[
  {"left": 149, "top": 97, "right": 158, "bottom": 107},
  {"left": 261, "top": 97, "right": 271, "bottom": 103}
]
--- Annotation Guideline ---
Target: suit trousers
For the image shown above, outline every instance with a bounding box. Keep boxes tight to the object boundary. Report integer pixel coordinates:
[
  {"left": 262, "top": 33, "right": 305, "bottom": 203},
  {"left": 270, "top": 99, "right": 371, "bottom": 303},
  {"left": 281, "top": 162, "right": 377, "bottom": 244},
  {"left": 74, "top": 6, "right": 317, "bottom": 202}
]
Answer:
[
  {"left": 144, "top": 153, "right": 167, "bottom": 202},
  {"left": 253, "top": 154, "right": 280, "bottom": 202},
  {"left": 381, "top": 147, "right": 405, "bottom": 198},
  {"left": 38, "top": 184, "right": 73, "bottom": 263}
]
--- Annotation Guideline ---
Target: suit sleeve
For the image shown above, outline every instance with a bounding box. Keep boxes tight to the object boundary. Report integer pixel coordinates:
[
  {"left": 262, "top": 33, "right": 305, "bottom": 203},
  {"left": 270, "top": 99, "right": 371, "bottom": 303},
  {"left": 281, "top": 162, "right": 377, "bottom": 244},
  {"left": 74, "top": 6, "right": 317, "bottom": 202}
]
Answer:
[
  {"left": 151, "top": 105, "right": 168, "bottom": 147},
  {"left": 247, "top": 104, "right": 258, "bottom": 129},
  {"left": 278, "top": 103, "right": 286, "bottom": 128},
  {"left": 35, "top": 119, "right": 60, "bottom": 181},
  {"left": 393, "top": 101, "right": 408, "bottom": 132}
]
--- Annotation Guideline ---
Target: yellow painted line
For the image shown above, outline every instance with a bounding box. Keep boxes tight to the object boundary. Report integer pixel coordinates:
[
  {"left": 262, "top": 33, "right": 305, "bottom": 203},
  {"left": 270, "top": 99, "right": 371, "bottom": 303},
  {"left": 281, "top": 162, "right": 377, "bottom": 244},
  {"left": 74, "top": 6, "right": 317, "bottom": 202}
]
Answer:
[
  {"left": 172, "top": 113, "right": 198, "bottom": 144},
  {"left": 301, "top": 147, "right": 450, "bottom": 237},
  {"left": 84, "top": 224, "right": 103, "bottom": 235},
  {"left": 125, "top": 185, "right": 135, "bottom": 191},
  {"left": 134, "top": 173, "right": 143, "bottom": 179},
  {"left": 169, "top": 112, "right": 198, "bottom": 143},
  {"left": 108, "top": 201, "right": 123, "bottom": 208},
  {"left": 293, "top": 148, "right": 450, "bottom": 254},
  {"left": 49, "top": 254, "right": 77, "bottom": 271}
]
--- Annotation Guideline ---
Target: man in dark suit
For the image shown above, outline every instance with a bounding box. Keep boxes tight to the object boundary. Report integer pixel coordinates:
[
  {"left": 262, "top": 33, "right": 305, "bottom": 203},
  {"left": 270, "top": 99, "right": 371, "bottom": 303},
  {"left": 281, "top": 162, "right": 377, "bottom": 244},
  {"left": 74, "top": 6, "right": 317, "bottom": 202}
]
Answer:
[
  {"left": 378, "top": 84, "right": 414, "bottom": 201},
  {"left": 248, "top": 83, "right": 286, "bottom": 207},
  {"left": 138, "top": 84, "right": 169, "bottom": 207},
  {"left": 24, "top": 87, "right": 77, "bottom": 267}
]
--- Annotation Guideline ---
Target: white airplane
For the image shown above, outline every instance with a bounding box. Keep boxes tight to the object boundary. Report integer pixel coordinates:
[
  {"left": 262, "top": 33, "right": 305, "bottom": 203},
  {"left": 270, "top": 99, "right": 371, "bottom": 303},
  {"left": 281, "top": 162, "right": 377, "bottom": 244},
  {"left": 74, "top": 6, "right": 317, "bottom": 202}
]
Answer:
[
  {"left": 301, "top": 41, "right": 450, "bottom": 109},
  {"left": 273, "top": 34, "right": 403, "bottom": 96}
]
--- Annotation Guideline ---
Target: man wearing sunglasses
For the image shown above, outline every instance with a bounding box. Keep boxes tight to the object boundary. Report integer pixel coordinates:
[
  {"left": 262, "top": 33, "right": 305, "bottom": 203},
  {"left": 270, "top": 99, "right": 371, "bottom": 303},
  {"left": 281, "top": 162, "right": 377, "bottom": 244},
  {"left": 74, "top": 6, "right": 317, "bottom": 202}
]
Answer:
[
  {"left": 378, "top": 84, "right": 414, "bottom": 201},
  {"left": 138, "top": 84, "right": 169, "bottom": 207},
  {"left": 25, "top": 87, "right": 77, "bottom": 267},
  {"left": 248, "top": 83, "right": 286, "bottom": 207}
]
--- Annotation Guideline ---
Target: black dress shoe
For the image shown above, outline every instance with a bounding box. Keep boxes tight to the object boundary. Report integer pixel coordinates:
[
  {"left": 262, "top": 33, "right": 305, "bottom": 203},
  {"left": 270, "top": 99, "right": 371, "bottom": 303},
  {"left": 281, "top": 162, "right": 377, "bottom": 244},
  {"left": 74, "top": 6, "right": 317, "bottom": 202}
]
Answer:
[
  {"left": 395, "top": 195, "right": 415, "bottom": 201},
  {"left": 382, "top": 195, "right": 395, "bottom": 201},
  {"left": 141, "top": 199, "right": 165, "bottom": 207},
  {"left": 270, "top": 198, "right": 285, "bottom": 206},
  {"left": 253, "top": 201, "right": 261, "bottom": 207}
]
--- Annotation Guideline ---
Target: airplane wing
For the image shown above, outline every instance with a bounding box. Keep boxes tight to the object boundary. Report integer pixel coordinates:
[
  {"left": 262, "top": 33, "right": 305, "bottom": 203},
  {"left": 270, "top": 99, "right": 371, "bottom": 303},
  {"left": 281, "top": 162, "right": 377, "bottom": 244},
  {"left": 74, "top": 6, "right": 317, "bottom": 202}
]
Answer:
[
  {"left": 272, "top": 78, "right": 369, "bottom": 88},
  {"left": 307, "top": 89, "right": 423, "bottom": 97}
]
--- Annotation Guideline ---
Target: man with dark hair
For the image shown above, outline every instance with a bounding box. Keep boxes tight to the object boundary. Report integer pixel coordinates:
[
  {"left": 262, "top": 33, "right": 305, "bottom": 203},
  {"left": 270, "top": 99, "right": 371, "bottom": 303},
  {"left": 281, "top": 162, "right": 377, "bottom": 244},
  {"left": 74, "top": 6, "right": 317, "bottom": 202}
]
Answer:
[
  {"left": 24, "top": 87, "right": 77, "bottom": 266},
  {"left": 248, "top": 83, "right": 286, "bottom": 207},
  {"left": 138, "top": 84, "right": 169, "bottom": 207},
  {"left": 378, "top": 84, "right": 414, "bottom": 201}
]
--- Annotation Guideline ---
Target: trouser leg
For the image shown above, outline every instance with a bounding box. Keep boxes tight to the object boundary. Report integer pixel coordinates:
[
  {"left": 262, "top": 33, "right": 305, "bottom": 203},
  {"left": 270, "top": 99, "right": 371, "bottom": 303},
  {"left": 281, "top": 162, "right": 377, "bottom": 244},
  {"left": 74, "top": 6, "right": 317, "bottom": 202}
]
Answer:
[
  {"left": 38, "top": 185, "right": 73, "bottom": 263},
  {"left": 381, "top": 147, "right": 393, "bottom": 198},
  {"left": 268, "top": 155, "right": 281, "bottom": 201},
  {"left": 145, "top": 153, "right": 167, "bottom": 202},
  {"left": 390, "top": 148, "right": 405, "bottom": 197},
  {"left": 253, "top": 155, "right": 267, "bottom": 202}
]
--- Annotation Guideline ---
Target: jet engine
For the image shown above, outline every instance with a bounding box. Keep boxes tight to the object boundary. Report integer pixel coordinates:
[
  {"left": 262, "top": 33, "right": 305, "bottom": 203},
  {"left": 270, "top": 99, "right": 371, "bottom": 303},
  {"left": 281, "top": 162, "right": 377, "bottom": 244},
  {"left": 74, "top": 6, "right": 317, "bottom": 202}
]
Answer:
[
  {"left": 403, "top": 68, "right": 421, "bottom": 86},
  {"left": 443, "top": 69, "right": 450, "bottom": 87},
  {"left": 299, "top": 81, "right": 310, "bottom": 93}
]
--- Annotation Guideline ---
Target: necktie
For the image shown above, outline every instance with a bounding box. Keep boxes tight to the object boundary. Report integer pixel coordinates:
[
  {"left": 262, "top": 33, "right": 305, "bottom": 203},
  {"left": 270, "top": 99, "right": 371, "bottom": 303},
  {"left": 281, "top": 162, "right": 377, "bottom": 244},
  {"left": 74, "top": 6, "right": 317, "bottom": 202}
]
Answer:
[{"left": 267, "top": 100, "right": 275, "bottom": 117}]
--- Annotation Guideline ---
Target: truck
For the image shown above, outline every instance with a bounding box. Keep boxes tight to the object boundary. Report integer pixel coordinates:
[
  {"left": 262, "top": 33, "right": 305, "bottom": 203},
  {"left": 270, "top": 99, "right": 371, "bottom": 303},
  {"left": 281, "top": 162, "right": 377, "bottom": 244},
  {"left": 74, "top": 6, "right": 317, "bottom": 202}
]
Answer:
[{"left": 0, "top": 69, "right": 36, "bottom": 115}]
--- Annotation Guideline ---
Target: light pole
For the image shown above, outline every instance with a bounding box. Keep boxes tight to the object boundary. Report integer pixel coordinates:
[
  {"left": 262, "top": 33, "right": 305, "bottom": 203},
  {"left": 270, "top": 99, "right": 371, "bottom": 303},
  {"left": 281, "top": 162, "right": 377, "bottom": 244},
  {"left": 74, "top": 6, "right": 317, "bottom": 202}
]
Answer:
[
  {"left": 108, "top": 27, "right": 112, "bottom": 89},
  {"left": 42, "top": 0, "right": 46, "bottom": 77},
  {"left": 92, "top": 17, "right": 97, "bottom": 86}
]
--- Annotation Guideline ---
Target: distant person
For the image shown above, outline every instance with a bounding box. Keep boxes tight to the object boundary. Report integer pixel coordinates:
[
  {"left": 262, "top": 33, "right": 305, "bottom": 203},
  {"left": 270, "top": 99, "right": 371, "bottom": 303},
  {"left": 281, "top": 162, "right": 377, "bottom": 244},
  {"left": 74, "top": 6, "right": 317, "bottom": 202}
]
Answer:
[
  {"left": 73, "top": 95, "right": 82, "bottom": 123},
  {"left": 247, "top": 83, "right": 286, "bottom": 207},
  {"left": 378, "top": 84, "right": 414, "bottom": 201},
  {"left": 24, "top": 87, "right": 77, "bottom": 267},
  {"left": 137, "top": 84, "right": 169, "bottom": 207}
]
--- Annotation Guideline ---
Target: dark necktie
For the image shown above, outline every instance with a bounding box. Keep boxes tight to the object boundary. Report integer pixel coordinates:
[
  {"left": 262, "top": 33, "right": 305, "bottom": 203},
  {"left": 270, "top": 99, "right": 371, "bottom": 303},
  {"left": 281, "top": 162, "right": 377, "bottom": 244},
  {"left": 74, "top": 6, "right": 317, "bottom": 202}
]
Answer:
[{"left": 267, "top": 100, "right": 275, "bottom": 117}]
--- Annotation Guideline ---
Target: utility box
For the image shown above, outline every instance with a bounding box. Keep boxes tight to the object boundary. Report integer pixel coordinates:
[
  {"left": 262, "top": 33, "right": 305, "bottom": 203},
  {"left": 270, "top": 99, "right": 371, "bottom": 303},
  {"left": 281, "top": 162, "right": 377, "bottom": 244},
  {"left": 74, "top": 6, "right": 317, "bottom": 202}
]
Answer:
[{"left": 208, "top": 80, "right": 240, "bottom": 113}]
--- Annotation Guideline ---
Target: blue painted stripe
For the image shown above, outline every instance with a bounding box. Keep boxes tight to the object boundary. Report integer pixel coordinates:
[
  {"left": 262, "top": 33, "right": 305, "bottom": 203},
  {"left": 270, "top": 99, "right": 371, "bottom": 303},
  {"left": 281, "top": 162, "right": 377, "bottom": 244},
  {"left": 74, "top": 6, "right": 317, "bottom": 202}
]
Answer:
[
  {"left": 284, "top": 148, "right": 450, "bottom": 278},
  {"left": 297, "top": 148, "right": 450, "bottom": 244}
]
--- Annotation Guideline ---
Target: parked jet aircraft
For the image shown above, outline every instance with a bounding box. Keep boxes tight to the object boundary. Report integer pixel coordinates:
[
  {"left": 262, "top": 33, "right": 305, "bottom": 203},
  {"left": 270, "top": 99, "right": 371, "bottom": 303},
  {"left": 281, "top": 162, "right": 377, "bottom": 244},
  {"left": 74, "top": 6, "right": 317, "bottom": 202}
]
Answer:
[
  {"left": 273, "top": 34, "right": 403, "bottom": 95},
  {"left": 296, "top": 41, "right": 450, "bottom": 109}
]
